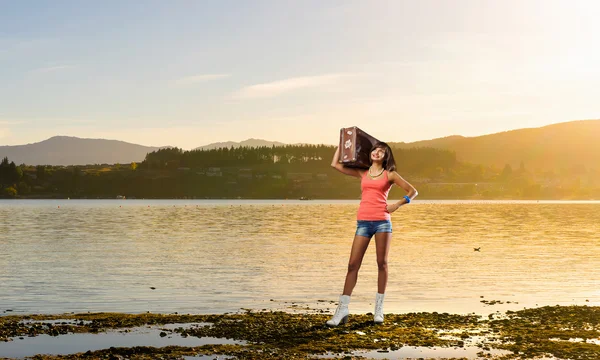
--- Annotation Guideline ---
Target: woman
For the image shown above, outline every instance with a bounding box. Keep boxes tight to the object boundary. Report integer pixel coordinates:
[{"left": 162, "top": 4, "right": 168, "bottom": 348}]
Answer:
[{"left": 327, "top": 141, "right": 418, "bottom": 326}]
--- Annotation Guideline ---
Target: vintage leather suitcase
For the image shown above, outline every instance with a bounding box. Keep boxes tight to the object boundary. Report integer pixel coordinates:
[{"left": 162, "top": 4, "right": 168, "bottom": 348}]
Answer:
[{"left": 339, "top": 126, "right": 380, "bottom": 169}]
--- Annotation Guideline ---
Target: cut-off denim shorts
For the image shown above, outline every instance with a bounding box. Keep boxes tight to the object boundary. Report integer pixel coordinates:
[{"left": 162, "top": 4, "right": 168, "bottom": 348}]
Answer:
[{"left": 355, "top": 220, "right": 392, "bottom": 238}]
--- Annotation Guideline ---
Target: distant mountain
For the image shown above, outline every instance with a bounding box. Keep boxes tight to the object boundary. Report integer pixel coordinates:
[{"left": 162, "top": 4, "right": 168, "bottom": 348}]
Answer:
[
  {"left": 390, "top": 119, "right": 600, "bottom": 171},
  {"left": 0, "top": 136, "right": 169, "bottom": 166},
  {"left": 194, "top": 138, "right": 285, "bottom": 150},
  {"left": 4, "top": 120, "right": 597, "bottom": 169}
]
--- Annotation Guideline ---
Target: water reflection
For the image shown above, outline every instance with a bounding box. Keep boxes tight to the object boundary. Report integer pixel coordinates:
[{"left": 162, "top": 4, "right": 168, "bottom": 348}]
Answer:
[{"left": 1, "top": 200, "right": 599, "bottom": 316}]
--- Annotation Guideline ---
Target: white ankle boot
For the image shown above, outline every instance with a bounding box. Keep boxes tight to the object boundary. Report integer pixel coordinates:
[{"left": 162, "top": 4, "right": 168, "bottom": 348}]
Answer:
[
  {"left": 374, "top": 293, "right": 385, "bottom": 324},
  {"left": 326, "top": 295, "right": 350, "bottom": 326}
]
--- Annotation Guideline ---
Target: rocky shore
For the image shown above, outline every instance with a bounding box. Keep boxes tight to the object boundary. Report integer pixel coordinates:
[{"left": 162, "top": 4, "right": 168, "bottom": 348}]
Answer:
[{"left": 1, "top": 305, "right": 599, "bottom": 359}]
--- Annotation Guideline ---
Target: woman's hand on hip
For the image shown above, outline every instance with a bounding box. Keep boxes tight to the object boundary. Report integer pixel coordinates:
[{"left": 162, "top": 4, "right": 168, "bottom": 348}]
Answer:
[{"left": 386, "top": 203, "right": 399, "bottom": 213}]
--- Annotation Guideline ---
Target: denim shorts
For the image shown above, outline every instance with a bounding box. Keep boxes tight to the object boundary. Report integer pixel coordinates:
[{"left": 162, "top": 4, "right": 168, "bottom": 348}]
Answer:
[{"left": 355, "top": 220, "right": 392, "bottom": 238}]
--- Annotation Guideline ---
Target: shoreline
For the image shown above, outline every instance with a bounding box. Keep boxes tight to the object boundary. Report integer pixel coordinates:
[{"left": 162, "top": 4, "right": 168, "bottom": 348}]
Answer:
[
  {"left": 2, "top": 198, "right": 600, "bottom": 204},
  {"left": 1, "top": 305, "right": 599, "bottom": 359}
]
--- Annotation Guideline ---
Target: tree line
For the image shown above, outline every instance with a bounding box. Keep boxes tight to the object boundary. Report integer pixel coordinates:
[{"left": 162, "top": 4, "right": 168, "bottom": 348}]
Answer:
[
  {"left": 1, "top": 145, "right": 598, "bottom": 199},
  {"left": 141, "top": 145, "right": 457, "bottom": 173}
]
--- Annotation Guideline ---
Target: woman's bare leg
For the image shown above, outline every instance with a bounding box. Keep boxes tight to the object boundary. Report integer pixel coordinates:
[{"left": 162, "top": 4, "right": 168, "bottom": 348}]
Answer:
[
  {"left": 342, "top": 235, "right": 371, "bottom": 296},
  {"left": 374, "top": 232, "right": 392, "bottom": 294}
]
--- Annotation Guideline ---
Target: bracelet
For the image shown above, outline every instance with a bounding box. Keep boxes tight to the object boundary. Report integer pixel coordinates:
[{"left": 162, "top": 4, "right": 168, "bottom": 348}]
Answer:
[{"left": 403, "top": 195, "right": 411, "bottom": 204}]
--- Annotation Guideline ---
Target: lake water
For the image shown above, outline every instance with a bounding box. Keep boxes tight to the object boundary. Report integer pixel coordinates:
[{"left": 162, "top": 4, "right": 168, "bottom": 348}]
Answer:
[{"left": 1, "top": 200, "right": 599, "bottom": 317}]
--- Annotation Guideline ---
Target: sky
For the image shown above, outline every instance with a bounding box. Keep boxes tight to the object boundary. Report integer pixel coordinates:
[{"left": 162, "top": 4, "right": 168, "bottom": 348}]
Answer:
[{"left": 1, "top": 0, "right": 599, "bottom": 150}]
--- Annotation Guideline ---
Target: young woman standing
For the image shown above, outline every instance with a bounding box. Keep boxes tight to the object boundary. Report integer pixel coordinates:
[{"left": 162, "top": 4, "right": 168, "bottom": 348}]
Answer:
[{"left": 327, "top": 141, "right": 418, "bottom": 326}]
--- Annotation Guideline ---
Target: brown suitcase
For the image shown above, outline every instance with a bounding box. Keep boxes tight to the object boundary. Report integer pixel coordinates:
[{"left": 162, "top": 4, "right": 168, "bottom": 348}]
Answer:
[{"left": 339, "top": 126, "right": 380, "bottom": 169}]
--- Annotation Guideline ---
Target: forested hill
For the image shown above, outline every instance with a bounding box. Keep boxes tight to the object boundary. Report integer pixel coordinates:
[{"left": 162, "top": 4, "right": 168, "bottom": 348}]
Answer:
[
  {"left": 390, "top": 119, "right": 600, "bottom": 172},
  {"left": 1, "top": 120, "right": 599, "bottom": 199},
  {"left": 1, "top": 142, "right": 598, "bottom": 199}
]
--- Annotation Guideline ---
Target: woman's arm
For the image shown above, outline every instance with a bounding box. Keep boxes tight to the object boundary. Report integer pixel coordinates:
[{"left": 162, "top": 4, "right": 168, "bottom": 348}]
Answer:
[
  {"left": 331, "top": 146, "right": 362, "bottom": 178},
  {"left": 386, "top": 171, "right": 418, "bottom": 213}
]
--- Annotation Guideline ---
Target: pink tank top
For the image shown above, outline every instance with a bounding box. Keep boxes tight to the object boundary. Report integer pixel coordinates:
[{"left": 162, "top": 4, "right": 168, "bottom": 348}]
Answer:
[{"left": 357, "top": 170, "right": 393, "bottom": 221}]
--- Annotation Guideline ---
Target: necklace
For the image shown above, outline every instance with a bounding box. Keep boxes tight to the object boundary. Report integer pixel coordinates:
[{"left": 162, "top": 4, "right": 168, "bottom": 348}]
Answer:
[{"left": 368, "top": 167, "right": 384, "bottom": 179}]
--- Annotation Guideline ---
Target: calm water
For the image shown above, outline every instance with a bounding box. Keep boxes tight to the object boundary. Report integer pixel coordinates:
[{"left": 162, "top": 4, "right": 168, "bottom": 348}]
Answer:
[{"left": 1, "top": 200, "right": 599, "bottom": 316}]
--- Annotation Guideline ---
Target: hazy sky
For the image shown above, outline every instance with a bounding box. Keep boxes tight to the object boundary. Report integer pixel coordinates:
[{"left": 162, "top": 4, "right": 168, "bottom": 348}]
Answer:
[{"left": 1, "top": 0, "right": 599, "bottom": 149}]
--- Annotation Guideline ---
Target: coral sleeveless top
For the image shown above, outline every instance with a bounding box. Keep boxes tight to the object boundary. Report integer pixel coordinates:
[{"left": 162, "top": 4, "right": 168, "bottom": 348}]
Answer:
[{"left": 357, "top": 170, "right": 393, "bottom": 221}]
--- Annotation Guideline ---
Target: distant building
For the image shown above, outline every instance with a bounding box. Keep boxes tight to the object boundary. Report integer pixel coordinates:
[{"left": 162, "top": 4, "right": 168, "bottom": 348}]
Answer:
[
  {"left": 287, "top": 173, "right": 313, "bottom": 181},
  {"left": 206, "top": 167, "right": 223, "bottom": 177},
  {"left": 427, "top": 182, "right": 499, "bottom": 190},
  {"left": 238, "top": 168, "right": 253, "bottom": 179},
  {"left": 410, "top": 176, "right": 431, "bottom": 183}
]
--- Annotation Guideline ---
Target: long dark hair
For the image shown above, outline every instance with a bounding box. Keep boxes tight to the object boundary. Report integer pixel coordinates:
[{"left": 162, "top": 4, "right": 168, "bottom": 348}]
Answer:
[{"left": 369, "top": 141, "right": 396, "bottom": 172}]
